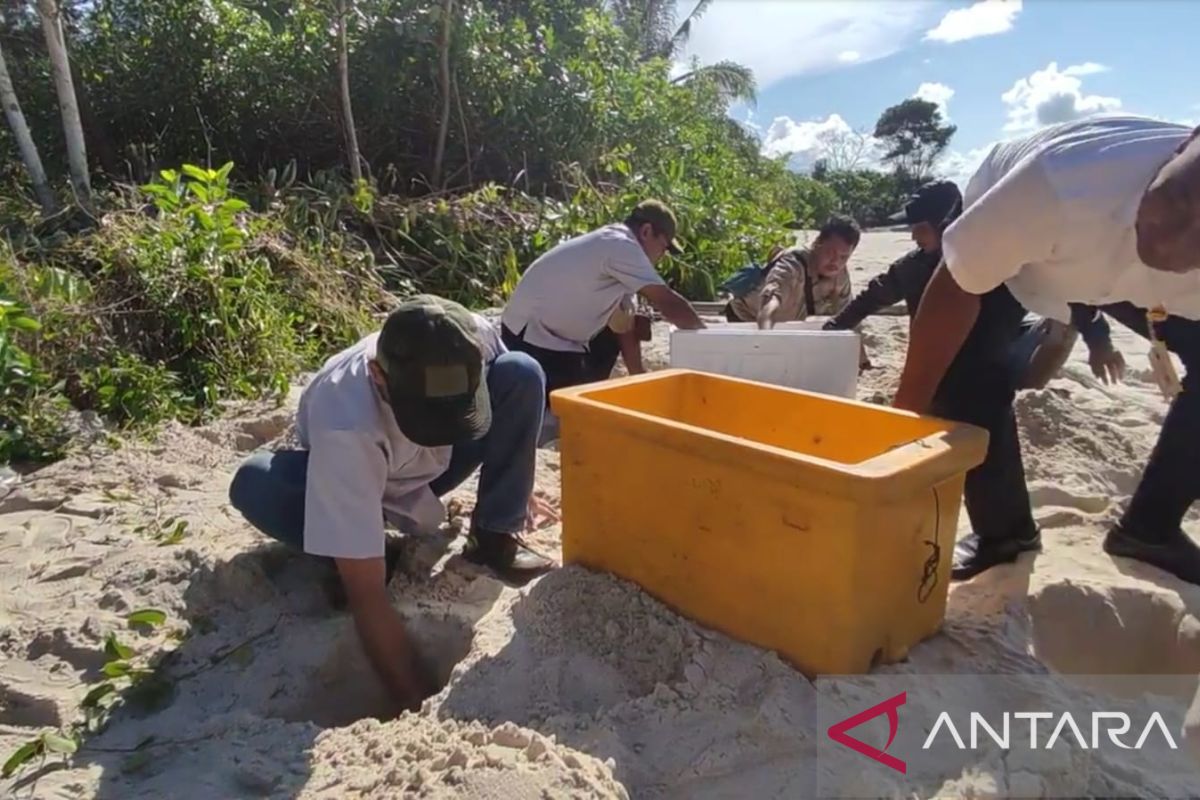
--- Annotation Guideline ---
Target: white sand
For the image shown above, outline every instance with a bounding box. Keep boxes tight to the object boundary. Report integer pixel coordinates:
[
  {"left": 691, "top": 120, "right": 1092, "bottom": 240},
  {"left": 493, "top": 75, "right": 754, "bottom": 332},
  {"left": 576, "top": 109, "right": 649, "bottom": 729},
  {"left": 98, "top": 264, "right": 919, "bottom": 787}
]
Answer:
[{"left": 2, "top": 231, "right": 1200, "bottom": 798}]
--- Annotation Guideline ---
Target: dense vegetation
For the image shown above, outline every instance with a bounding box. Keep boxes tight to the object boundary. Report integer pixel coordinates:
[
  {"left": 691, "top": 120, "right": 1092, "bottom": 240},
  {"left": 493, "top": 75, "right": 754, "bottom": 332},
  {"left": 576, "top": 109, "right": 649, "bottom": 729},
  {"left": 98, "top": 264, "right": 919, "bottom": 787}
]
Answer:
[{"left": 0, "top": 0, "right": 953, "bottom": 463}]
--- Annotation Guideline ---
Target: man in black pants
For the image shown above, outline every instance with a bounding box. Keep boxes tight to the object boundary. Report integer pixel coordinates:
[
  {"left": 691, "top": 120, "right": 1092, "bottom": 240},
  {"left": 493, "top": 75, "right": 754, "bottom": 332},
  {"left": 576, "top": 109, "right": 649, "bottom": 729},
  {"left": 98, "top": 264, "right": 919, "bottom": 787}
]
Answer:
[
  {"left": 826, "top": 181, "right": 1124, "bottom": 391},
  {"left": 895, "top": 115, "right": 1200, "bottom": 586}
]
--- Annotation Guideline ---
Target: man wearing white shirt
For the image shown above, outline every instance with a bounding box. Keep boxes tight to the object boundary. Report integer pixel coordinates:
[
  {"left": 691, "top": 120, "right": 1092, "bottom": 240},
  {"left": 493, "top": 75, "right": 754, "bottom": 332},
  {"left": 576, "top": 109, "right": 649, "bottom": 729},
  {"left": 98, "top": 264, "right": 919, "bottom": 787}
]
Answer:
[
  {"left": 228, "top": 295, "right": 553, "bottom": 712},
  {"left": 501, "top": 199, "right": 706, "bottom": 398},
  {"left": 894, "top": 115, "right": 1200, "bottom": 585}
]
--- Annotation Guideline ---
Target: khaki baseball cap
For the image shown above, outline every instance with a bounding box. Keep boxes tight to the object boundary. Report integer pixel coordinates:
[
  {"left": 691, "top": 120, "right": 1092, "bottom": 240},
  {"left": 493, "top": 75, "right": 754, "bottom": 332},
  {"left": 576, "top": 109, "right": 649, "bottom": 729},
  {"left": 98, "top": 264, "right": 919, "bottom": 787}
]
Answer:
[
  {"left": 628, "top": 199, "right": 684, "bottom": 254},
  {"left": 374, "top": 295, "right": 491, "bottom": 447}
]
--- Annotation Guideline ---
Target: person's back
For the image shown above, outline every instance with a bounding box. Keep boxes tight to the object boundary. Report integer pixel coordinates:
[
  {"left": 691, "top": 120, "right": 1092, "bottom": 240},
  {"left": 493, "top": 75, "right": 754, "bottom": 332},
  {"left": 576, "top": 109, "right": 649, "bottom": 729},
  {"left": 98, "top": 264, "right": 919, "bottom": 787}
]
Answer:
[
  {"left": 948, "top": 115, "right": 1198, "bottom": 322},
  {"left": 499, "top": 199, "right": 705, "bottom": 400},
  {"left": 502, "top": 223, "right": 662, "bottom": 353}
]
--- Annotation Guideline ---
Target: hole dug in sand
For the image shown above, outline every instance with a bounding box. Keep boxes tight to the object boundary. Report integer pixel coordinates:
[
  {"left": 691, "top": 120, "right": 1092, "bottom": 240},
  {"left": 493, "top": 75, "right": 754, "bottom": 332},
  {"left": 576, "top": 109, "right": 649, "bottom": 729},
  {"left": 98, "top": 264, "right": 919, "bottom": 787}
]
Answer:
[
  {"left": 277, "top": 611, "right": 473, "bottom": 728},
  {"left": 1029, "top": 581, "right": 1200, "bottom": 701}
]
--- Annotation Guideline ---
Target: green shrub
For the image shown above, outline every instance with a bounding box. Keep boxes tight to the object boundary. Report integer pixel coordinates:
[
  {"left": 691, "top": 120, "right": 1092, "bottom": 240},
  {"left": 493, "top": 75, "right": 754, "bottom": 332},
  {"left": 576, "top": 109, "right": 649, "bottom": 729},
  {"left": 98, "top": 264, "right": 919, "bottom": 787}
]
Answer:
[{"left": 1, "top": 164, "right": 389, "bottom": 462}]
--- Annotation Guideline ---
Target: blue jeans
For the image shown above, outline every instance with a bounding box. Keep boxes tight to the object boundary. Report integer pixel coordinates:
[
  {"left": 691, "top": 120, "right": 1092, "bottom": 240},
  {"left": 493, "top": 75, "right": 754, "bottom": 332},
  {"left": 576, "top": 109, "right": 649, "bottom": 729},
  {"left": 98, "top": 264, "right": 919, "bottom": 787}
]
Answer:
[
  {"left": 228, "top": 352, "right": 546, "bottom": 551},
  {"left": 1007, "top": 318, "right": 1043, "bottom": 379}
]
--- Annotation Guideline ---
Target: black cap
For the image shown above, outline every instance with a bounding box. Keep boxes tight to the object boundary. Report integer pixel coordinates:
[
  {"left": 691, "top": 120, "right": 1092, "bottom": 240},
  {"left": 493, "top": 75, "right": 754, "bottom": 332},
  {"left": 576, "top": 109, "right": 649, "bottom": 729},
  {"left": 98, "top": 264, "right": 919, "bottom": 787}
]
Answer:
[
  {"left": 888, "top": 180, "right": 963, "bottom": 227},
  {"left": 373, "top": 295, "right": 491, "bottom": 447}
]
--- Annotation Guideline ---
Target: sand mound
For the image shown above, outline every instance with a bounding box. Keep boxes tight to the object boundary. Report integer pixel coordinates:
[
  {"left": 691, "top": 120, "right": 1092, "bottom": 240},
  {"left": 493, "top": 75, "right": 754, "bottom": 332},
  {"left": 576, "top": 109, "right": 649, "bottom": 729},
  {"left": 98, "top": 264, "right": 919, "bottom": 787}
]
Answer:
[{"left": 3, "top": 232, "right": 1200, "bottom": 798}]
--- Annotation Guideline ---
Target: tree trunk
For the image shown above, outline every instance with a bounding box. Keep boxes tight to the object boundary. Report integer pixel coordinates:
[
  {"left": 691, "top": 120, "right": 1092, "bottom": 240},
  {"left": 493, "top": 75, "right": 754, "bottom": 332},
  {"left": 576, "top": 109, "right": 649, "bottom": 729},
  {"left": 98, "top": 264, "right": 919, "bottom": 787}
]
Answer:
[
  {"left": 431, "top": 0, "right": 453, "bottom": 189},
  {"left": 336, "top": 0, "right": 362, "bottom": 183},
  {"left": 37, "top": 0, "right": 90, "bottom": 204},
  {"left": 0, "top": 39, "right": 57, "bottom": 215}
]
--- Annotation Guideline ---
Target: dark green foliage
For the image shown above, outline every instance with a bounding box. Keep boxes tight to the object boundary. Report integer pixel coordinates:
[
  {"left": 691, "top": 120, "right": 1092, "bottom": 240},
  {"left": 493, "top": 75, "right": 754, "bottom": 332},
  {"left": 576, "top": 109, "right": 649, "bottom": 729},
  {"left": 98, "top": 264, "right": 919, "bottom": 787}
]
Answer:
[{"left": 0, "top": 1, "right": 833, "bottom": 462}]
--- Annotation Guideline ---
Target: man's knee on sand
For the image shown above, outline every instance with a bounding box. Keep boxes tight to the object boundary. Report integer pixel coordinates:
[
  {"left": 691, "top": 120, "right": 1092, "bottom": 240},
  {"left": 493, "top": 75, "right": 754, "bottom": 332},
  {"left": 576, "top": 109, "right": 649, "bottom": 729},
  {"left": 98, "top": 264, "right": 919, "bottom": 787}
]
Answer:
[
  {"left": 228, "top": 450, "right": 271, "bottom": 515},
  {"left": 489, "top": 351, "right": 546, "bottom": 410}
]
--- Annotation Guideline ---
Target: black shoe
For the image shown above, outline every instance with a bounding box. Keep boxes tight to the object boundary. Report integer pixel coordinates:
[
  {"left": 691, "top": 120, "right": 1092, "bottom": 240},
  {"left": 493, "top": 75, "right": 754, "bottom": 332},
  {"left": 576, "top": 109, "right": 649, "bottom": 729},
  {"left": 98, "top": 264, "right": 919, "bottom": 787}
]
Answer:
[
  {"left": 951, "top": 530, "right": 1042, "bottom": 581},
  {"left": 462, "top": 529, "right": 555, "bottom": 576},
  {"left": 1104, "top": 526, "right": 1200, "bottom": 586}
]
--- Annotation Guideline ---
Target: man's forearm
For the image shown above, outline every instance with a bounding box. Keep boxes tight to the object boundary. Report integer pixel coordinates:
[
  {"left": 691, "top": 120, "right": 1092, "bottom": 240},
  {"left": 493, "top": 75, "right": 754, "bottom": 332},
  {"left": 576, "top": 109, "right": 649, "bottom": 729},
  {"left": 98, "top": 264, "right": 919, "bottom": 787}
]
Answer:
[
  {"left": 757, "top": 296, "right": 781, "bottom": 329},
  {"left": 349, "top": 597, "right": 429, "bottom": 713},
  {"left": 660, "top": 292, "right": 705, "bottom": 330},
  {"left": 617, "top": 329, "right": 644, "bottom": 374},
  {"left": 1069, "top": 303, "right": 1112, "bottom": 349},
  {"left": 893, "top": 263, "right": 980, "bottom": 413}
]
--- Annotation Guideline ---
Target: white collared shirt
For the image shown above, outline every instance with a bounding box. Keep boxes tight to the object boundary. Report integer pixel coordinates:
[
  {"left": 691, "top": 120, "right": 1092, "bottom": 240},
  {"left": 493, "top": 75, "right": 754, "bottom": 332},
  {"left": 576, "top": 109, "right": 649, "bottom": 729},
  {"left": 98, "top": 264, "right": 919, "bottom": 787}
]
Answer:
[
  {"left": 943, "top": 116, "right": 1200, "bottom": 321},
  {"left": 295, "top": 316, "right": 503, "bottom": 559},
  {"left": 501, "top": 224, "right": 665, "bottom": 352}
]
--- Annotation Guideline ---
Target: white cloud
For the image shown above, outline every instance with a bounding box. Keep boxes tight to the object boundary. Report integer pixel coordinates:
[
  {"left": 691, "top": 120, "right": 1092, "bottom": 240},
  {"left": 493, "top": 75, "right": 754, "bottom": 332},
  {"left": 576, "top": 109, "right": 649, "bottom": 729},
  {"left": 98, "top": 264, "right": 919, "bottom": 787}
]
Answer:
[
  {"left": 937, "top": 144, "right": 994, "bottom": 187},
  {"left": 914, "top": 82, "right": 955, "bottom": 118},
  {"left": 760, "top": 113, "right": 885, "bottom": 172},
  {"left": 925, "top": 0, "right": 1022, "bottom": 44},
  {"left": 675, "top": 0, "right": 940, "bottom": 90},
  {"left": 1001, "top": 61, "right": 1121, "bottom": 133},
  {"left": 1062, "top": 62, "right": 1108, "bottom": 77}
]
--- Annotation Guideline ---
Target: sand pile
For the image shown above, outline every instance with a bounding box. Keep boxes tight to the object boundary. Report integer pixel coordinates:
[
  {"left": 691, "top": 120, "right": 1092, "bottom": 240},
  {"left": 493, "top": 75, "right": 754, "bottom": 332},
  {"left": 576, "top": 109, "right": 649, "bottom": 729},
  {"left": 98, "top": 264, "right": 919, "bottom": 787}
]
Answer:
[{"left": 3, "top": 232, "right": 1200, "bottom": 799}]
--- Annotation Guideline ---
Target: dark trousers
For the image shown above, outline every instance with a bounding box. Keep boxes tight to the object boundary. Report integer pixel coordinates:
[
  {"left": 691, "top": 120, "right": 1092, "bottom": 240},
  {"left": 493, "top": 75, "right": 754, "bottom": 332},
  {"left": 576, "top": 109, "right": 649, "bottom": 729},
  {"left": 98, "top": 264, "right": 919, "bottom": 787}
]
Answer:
[
  {"left": 933, "top": 350, "right": 1038, "bottom": 544},
  {"left": 1099, "top": 302, "right": 1200, "bottom": 538},
  {"left": 501, "top": 325, "right": 621, "bottom": 403},
  {"left": 930, "top": 287, "right": 1037, "bottom": 543},
  {"left": 938, "top": 298, "right": 1200, "bottom": 543}
]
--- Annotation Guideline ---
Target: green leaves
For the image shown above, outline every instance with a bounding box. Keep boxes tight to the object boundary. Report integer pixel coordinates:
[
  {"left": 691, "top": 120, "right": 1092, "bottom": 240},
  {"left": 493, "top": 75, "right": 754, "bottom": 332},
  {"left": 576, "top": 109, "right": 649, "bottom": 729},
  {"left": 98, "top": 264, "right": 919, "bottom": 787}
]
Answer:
[
  {"left": 2, "top": 731, "right": 79, "bottom": 779},
  {"left": 182, "top": 164, "right": 212, "bottom": 183},
  {"left": 2, "top": 739, "right": 43, "bottom": 779},
  {"left": 104, "top": 633, "right": 134, "bottom": 661},
  {"left": 42, "top": 733, "right": 78, "bottom": 756},
  {"left": 127, "top": 608, "right": 168, "bottom": 628}
]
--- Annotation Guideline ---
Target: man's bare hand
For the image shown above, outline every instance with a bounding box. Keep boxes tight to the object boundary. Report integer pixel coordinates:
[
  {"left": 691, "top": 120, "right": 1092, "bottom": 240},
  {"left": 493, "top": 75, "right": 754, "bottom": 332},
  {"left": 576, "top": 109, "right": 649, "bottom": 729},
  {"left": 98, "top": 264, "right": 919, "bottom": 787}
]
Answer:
[
  {"left": 336, "top": 557, "right": 431, "bottom": 714},
  {"left": 1088, "top": 343, "right": 1126, "bottom": 384},
  {"left": 525, "top": 493, "right": 560, "bottom": 533}
]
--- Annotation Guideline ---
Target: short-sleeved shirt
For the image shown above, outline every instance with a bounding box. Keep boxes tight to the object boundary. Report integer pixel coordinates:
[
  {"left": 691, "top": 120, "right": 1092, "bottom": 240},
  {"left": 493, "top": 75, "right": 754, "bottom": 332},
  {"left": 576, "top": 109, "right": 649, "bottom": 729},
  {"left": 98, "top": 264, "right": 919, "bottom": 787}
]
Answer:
[
  {"left": 295, "top": 315, "right": 505, "bottom": 559},
  {"left": 943, "top": 115, "right": 1200, "bottom": 322},
  {"left": 501, "top": 224, "right": 665, "bottom": 352},
  {"left": 727, "top": 247, "right": 853, "bottom": 322}
]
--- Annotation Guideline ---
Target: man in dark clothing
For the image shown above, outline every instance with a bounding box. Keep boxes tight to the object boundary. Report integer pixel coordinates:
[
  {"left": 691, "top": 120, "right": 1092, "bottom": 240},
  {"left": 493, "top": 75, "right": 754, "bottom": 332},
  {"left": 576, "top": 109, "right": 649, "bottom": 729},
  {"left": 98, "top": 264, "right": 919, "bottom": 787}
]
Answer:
[
  {"left": 827, "top": 181, "right": 1125, "bottom": 389},
  {"left": 826, "top": 181, "right": 1124, "bottom": 580}
]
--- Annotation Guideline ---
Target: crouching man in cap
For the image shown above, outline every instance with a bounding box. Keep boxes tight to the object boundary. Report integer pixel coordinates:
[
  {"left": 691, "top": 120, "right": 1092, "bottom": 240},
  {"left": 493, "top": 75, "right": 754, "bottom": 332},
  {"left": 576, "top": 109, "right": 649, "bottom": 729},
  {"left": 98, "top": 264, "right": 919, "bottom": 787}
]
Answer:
[{"left": 228, "top": 295, "right": 554, "bottom": 711}]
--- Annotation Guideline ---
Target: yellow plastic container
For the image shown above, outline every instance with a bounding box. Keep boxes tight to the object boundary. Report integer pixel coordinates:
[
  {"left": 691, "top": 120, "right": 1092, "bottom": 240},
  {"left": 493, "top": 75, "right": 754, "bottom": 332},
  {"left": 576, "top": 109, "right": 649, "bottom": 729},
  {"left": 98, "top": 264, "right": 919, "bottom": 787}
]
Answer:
[{"left": 549, "top": 369, "right": 989, "bottom": 676}]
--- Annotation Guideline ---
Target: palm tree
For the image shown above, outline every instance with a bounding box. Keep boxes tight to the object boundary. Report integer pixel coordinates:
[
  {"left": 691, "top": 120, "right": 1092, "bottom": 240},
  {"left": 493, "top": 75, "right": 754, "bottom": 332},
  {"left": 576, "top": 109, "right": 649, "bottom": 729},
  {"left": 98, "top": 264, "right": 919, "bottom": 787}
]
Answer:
[{"left": 611, "top": 0, "right": 756, "bottom": 104}]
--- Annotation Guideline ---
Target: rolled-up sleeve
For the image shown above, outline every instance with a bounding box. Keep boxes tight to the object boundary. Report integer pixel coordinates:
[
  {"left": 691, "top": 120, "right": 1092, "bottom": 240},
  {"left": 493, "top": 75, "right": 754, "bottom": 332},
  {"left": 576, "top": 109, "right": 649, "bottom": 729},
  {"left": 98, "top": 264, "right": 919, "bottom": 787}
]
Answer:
[
  {"left": 606, "top": 241, "right": 665, "bottom": 293},
  {"left": 942, "top": 157, "right": 1061, "bottom": 296},
  {"left": 303, "top": 430, "right": 388, "bottom": 559}
]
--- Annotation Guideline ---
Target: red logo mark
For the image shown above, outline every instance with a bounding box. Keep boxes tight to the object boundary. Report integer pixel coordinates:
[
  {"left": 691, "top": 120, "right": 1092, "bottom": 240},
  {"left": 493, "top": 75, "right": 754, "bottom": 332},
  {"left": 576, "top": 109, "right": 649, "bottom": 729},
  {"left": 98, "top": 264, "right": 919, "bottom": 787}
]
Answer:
[{"left": 827, "top": 691, "right": 907, "bottom": 774}]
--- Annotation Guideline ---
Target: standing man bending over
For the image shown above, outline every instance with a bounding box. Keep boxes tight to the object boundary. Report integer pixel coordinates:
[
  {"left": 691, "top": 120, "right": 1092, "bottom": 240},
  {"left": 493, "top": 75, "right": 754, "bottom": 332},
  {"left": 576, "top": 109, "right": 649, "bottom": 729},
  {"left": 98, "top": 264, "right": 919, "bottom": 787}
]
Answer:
[
  {"left": 501, "top": 199, "right": 705, "bottom": 399},
  {"left": 894, "top": 115, "right": 1200, "bottom": 585},
  {"left": 229, "top": 295, "right": 552, "bottom": 712}
]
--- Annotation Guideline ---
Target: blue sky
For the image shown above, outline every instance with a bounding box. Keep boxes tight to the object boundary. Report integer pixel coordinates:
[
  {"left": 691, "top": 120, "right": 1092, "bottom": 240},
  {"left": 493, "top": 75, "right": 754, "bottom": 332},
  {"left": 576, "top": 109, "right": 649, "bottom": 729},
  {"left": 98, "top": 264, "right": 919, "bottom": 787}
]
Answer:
[{"left": 673, "top": 0, "right": 1198, "bottom": 184}]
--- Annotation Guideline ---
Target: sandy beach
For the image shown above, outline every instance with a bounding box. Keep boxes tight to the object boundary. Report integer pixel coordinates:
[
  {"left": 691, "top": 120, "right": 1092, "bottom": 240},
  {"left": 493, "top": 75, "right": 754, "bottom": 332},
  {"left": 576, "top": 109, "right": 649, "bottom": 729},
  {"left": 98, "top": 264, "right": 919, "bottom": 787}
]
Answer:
[{"left": 3, "top": 231, "right": 1200, "bottom": 799}]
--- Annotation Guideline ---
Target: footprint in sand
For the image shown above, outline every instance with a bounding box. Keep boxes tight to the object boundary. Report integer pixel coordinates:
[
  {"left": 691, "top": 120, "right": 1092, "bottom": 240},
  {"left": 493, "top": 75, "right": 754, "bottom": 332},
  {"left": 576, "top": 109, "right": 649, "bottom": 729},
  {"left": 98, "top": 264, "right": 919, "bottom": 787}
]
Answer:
[{"left": 1028, "top": 484, "right": 1111, "bottom": 515}]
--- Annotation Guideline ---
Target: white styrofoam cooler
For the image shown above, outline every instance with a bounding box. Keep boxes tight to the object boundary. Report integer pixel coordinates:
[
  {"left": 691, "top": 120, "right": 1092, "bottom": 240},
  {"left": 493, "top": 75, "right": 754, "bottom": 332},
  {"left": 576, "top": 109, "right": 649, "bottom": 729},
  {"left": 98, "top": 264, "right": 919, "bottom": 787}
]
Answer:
[{"left": 669, "top": 322, "right": 860, "bottom": 398}]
